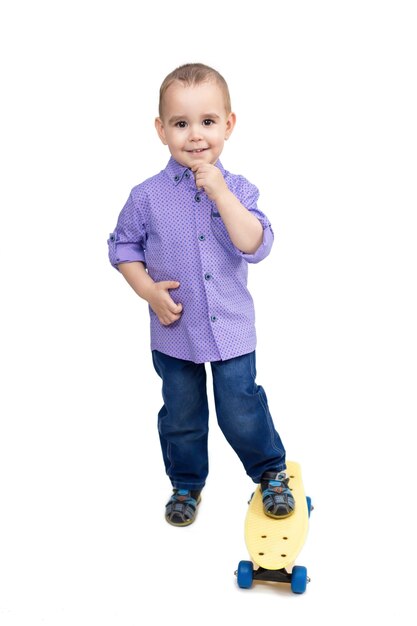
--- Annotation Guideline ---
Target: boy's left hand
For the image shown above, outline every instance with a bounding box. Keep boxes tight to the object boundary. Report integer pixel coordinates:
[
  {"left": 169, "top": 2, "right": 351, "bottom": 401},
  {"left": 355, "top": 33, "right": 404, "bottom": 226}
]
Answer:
[{"left": 193, "top": 164, "right": 228, "bottom": 202}]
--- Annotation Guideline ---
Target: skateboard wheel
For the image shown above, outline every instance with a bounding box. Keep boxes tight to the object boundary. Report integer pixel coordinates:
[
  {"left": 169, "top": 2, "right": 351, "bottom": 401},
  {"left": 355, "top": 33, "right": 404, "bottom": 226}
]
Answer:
[
  {"left": 291, "top": 565, "right": 308, "bottom": 594},
  {"left": 306, "top": 496, "right": 313, "bottom": 517},
  {"left": 237, "top": 560, "right": 253, "bottom": 589}
]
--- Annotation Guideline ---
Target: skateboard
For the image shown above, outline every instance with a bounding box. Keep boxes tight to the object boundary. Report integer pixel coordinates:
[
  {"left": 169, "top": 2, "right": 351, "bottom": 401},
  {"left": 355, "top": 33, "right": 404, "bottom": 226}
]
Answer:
[{"left": 236, "top": 461, "right": 312, "bottom": 594}]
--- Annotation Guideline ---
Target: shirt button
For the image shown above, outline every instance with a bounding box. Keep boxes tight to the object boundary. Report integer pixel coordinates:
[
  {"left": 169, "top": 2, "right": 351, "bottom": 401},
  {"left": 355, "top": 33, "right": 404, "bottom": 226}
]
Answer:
[
  {"left": 195, "top": 193, "right": 201, "bottom": 202},
  {"left": 198, "top": 234, "right": 206, "bottom": 241},
  {"left": 210, "top": 315, "right": 217, "bottom": 322},
  {"left": 174, "top": 175, "right": 180, "bottom": 182},
  {"left": 184, "top": 171, "right": 190, "bottom": 179},
  {"left": 204, "top": 273, "right": 212, "bottom": 281}
]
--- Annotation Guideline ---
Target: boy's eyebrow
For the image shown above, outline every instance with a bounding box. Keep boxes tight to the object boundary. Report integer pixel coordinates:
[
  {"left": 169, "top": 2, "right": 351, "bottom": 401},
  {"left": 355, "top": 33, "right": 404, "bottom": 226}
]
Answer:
[
  {"left": 167, "top": 115, "right": 186, "bottom": 124},
  {"left": 168, "top": 113, "right": 221, "bottom": 124}
]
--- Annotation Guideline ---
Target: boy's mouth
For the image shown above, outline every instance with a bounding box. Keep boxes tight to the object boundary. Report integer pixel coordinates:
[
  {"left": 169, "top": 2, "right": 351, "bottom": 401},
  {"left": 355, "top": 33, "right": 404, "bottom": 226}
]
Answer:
[{"left": 187, "top": 148, "right": 208, "bottom": 154}]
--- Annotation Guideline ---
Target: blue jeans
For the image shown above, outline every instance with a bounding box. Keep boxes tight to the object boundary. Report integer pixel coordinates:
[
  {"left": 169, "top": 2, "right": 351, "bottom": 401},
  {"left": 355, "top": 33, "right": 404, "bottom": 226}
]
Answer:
[{"left": 152, "top": 350, "right": 286, "bottom": 491}]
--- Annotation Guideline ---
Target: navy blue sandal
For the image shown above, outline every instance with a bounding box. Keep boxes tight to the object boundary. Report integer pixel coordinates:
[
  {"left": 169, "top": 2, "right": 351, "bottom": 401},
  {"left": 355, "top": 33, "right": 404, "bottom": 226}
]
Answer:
[
  {"left": 165, "top": 489, "right": 201, "bottom": 526},
  {"left": 261, "top": 471, "right": 295, "bottom": 518}
]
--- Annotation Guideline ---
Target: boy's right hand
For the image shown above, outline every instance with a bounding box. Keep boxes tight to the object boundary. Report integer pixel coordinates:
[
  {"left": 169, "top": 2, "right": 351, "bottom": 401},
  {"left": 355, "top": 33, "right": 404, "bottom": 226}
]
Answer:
[{"left": 147, "top": 281, "right": 183, "bottom": 326}]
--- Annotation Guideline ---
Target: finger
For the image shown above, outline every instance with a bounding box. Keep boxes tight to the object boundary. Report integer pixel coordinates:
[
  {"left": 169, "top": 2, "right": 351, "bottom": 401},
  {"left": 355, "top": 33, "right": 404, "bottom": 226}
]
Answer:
[
  {"left": 158, "top": 280, "right": 180, "bottom": 290},
  {"left": 193, "top": 163, "right": 209, "bottom": 172},
  {"left": 194, "top": 176, "right": 204, "bottom": 190},
  {"left": 166, "top": 301, "right": 182, "bottom": 317},
  {"left": 160, "top": 311, "right": 182, "bottom": 326}
]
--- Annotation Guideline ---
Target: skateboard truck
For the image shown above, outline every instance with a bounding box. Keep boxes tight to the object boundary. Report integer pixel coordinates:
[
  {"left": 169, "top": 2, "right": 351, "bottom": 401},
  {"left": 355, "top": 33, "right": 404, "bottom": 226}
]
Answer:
[
  {"left": 236, "top": 566, "right": 290, "bottom": 584},
  {"left": 235, "top": 562, "right": 310, "bottom": 593}
]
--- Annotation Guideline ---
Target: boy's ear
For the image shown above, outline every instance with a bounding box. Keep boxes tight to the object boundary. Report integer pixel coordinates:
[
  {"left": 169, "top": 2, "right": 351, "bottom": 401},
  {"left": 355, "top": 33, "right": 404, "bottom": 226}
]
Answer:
[
  {"left": 225, "top": 112, "right": 236, "bottom": 140},
  {"left": 155, "top": 117, "right": 167, "bottom": 145}
]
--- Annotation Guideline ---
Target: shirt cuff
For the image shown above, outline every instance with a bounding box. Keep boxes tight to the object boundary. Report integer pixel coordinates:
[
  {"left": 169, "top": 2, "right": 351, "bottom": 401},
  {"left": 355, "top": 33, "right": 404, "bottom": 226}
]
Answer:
[
  {"left": 108, "top": 233, "right": 146, "bottom": 269},
  {"left": 239, "top": 225, "right": 274, "bottom": 264}
]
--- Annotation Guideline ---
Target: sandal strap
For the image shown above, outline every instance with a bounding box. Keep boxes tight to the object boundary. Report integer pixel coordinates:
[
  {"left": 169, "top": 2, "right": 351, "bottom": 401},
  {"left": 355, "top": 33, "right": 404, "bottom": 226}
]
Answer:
[
  {"left": 166, "top": 490, "right": 199, "bottom": 523},
  {"left": 261, "top": 475, "right": 295, "bottom": 516}
]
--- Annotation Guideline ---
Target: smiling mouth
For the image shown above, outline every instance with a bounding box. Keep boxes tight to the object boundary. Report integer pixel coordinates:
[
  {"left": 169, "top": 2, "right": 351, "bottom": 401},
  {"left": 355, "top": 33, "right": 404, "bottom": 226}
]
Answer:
[{"left": 187, "top": 148, "right": 208, "bottom": 154}]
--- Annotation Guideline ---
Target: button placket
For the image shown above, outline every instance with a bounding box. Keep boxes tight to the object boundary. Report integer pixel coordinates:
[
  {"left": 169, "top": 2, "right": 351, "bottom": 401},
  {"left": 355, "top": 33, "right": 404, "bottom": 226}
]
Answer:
[{"left": 193, "top": 190, "right": 219, "bottom": 330}]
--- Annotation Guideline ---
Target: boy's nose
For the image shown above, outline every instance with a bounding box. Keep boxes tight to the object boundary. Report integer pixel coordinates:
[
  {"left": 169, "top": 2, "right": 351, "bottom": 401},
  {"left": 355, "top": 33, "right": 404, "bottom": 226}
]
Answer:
[{"left": 188, "top": 125, "right": 203, "bottom": 141}]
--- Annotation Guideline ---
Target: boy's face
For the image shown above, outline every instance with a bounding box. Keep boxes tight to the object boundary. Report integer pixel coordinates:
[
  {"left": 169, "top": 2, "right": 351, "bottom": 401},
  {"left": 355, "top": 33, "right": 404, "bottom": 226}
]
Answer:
[{"left": 155, "top": 80, "right": 236, "bottom": 169}]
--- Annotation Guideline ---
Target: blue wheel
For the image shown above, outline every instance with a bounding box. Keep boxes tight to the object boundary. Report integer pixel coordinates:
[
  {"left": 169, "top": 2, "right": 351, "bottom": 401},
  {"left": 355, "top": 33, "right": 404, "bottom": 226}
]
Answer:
[
  {"left": 306, "top": 496, "right": 313, "bottom": 517},
  {"left": 291, "top": 565, "right": 308, "bottom": 594},
  {"left": 237, "top": 560, "right": 253, "bottom": 589}
]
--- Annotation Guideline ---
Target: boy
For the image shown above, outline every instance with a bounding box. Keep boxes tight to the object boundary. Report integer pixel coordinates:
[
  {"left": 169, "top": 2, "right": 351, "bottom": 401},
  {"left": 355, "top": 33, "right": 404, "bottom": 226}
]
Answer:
[{"left": 108, "top": 63, "right": 295, "bottom": 526}]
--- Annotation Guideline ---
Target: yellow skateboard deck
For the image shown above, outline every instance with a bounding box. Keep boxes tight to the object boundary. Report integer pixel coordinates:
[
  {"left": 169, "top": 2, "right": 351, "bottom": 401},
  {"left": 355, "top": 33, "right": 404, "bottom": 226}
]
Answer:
[{"left": 237, "top": 461, "right": 311, "bottom": 593}]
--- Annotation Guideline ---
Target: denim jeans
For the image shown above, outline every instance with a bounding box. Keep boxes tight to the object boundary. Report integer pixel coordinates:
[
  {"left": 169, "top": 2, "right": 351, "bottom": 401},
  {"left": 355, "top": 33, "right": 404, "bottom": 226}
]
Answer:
[{"left": 152, "top": 350, "right": 286, "bottom": 491}]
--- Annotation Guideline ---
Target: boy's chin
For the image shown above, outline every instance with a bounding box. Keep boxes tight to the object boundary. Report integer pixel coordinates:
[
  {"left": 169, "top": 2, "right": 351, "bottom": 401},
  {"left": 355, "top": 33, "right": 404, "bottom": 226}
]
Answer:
[
  {"left": 186, "top": 154, "right": 218, "bottom": 167},
  {"left": 173, "top": 151, "right": 218, "bottom": 168}
]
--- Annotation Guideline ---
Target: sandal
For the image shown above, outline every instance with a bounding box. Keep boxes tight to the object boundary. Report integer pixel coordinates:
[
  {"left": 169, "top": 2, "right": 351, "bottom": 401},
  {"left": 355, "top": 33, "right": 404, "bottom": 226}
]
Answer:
[
  {"left": 165, "top": 489, "right": 201, "bottom": 526},
  {"left": 261, "top": 471, "right": 295, "bottom": 518}
]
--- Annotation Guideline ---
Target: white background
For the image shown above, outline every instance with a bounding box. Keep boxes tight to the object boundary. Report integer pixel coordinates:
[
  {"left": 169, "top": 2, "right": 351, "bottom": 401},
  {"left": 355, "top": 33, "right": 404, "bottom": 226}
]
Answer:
[{"left": 1, "top": 1, "right": 416, "bottom": 624}]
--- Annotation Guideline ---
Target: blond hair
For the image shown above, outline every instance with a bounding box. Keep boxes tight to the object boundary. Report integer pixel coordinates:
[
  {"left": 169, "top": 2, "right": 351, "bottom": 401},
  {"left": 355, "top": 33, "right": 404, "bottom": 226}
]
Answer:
[{"left": 158, "top": 63, "right": 232, "bottom": 117}]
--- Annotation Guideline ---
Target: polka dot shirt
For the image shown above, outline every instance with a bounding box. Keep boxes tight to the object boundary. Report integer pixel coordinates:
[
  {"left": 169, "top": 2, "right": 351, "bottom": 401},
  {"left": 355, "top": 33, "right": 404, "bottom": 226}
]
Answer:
[{"left": 108, "top": 157, "right": 274, "bottom": 363}]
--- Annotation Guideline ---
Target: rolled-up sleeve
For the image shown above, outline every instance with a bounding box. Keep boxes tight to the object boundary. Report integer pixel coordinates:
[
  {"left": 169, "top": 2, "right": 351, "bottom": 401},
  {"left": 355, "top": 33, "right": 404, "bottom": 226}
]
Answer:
[
  {"left": 211, "top": 175, "right": 274, "bottom": 264},
  {"left": 108, "top": 191, "right": 147, "bottom": 269},
  {"left": 240, "top": 217, "right": 274, "bottom": 263}
]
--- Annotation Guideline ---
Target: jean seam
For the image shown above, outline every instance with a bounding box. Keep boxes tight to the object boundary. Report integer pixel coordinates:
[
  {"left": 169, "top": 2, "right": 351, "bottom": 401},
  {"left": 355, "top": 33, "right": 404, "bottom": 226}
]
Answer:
[
  {"left": 258, "top": 385, "right": 284, "bottom": 455},
  {"left": 166, "top": 442, "right": 174, "bottom": 473},
  {"left": 249, "top": 352, "right": 282, "bottom": 455}
]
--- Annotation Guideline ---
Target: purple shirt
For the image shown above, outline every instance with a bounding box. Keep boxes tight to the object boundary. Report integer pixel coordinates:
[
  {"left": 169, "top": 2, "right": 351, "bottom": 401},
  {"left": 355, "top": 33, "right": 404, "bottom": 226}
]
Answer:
[{"left": 108, "top": 157, "right": 274, "bottom": 363}]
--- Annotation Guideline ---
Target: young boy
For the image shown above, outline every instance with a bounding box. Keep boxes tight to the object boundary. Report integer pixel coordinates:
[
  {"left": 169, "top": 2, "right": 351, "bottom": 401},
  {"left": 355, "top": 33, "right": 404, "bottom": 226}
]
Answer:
[{"left": 108, "top": 63, "right": 295, "bottom": 526}]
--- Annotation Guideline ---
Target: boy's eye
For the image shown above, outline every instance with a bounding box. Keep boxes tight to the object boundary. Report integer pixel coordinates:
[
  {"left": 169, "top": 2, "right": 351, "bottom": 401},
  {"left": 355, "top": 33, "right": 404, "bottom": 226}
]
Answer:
[
  {"left": 203, "top": 119, "right": 214, "bottom": 126},
  {"left": 175, "top": 121, "right": 187, "bottom": 128}
]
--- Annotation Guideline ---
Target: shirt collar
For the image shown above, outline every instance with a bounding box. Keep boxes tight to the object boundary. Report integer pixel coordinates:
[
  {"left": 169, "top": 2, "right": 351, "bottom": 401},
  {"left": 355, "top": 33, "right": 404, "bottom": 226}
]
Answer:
[{"left": 164, "top": 156, "right": 226, "bottom": 187}]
